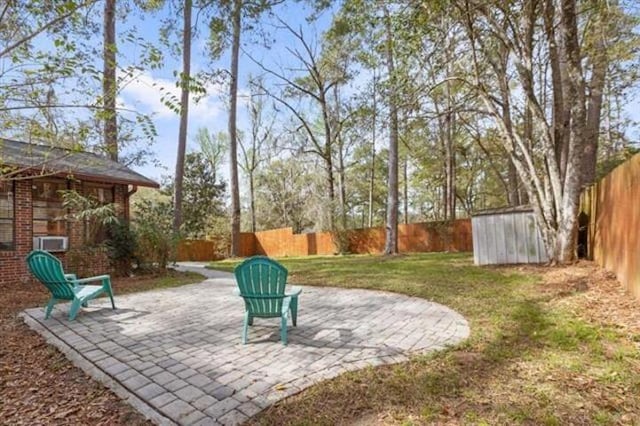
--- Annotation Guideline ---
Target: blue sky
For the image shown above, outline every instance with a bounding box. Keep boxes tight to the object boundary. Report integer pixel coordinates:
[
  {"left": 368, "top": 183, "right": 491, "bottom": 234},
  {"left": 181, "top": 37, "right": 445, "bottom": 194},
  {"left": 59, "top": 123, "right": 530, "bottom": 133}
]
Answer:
[{"left": 116, "top": 2, "right": 338, "bottom": 183}]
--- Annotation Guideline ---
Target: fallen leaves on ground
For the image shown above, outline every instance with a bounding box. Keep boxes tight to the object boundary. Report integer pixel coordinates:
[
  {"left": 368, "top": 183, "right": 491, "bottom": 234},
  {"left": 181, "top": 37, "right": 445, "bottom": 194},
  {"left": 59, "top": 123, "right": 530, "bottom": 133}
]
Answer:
[{"left": 0, "top": 272, "right": 197, "bottom": 425}]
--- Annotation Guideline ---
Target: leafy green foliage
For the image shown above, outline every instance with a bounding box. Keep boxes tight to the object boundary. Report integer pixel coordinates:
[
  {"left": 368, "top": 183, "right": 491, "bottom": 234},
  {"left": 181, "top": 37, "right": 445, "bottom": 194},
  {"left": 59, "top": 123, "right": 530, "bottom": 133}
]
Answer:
[
  {"left": 59, "top": 189, "right": 119, "bottom": 245},
  {"left": 345, "top": 143, "right": 388, "bottom": 227},
  {"left": 253, "top": 156, "right": 323, "bottom": 232},
  {"left": 596, "top": 146, "right": 640, "bottom": 180},
  {"left": 207, "top": 17, "right": 229, "bottom": 59},
  {"left": 132, "top": 196, "right": 176, "bottom": 270},
  {"left": 164, "top": 151, "right": 227, "bottom": 238},
  {"left": 195, "top": 127, "right": 228, "bottom": 182},
  {"left": 181, "top": 152, "right": 226, "bottom": 238},
  {"left": 105, "top": 221, "right": 138, "bottom": 276}
]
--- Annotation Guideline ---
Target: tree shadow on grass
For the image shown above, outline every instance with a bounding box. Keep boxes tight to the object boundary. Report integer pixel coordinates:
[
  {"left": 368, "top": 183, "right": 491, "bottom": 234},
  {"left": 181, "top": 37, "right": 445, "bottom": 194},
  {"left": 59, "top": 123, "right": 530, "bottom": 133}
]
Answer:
[{"left": 250, "top": 297, "right": 559, "bottom": 425}]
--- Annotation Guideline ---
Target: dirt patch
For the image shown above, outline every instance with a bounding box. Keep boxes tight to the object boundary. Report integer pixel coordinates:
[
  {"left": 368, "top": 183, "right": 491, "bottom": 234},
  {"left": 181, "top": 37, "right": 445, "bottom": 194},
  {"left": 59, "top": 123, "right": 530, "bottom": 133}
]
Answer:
[{"left": 0, "top": 271, "right": 200, "bottom": 425}]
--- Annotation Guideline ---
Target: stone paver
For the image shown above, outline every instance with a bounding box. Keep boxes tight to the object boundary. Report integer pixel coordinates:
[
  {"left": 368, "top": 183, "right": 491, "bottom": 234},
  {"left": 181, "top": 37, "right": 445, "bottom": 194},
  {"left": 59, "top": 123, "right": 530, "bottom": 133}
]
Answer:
[{"left": 21, "top": 263, "right": 469, "bottom": 425}]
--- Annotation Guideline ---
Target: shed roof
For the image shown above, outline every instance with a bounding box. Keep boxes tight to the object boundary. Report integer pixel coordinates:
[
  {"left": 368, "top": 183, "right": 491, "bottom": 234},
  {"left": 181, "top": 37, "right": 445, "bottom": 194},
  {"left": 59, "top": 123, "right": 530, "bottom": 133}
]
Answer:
[
  {"left": 472, "top": 205, "right": 534, "bottom": 217},
  {"left": 0, "top": 138, "right": 159, "bottom": 188}
]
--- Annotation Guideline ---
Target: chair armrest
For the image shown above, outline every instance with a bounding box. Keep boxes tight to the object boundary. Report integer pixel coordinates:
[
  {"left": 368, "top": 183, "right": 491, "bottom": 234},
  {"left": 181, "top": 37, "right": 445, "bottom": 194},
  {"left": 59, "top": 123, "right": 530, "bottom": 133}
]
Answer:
[
  {"left": 233, "top": 288, "right": 241, "bottom": 296},
  {"left": 71, "top": 275, "right": 111, "bottom": 285},
  {"left": 64, "top": 273, "right": 77, "bottom": 281},
  {"left": 286, "top": 286, "right": 302, "bottom": 297}
]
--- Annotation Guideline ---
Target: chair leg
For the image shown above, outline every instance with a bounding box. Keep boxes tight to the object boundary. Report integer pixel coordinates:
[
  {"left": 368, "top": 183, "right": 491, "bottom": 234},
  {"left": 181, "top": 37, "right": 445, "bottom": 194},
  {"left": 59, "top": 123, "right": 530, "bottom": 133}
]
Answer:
[
  {"left": 107, "top": 291, "right": 116, "bottom": 309},
  {"left": 242, "top": 311, "right": 250, "bottom": 344},
  {"left": 104, "top": 278, "right": 116, "bottom": 309},
  {"left": 290, "top": 296, "right": 298, "bottom": 327},
  {"left": 45, "top": 298, "right": 57, "bottom": 319},
  {"left": 280, "top": 314, "right": 288, "bottom": 345},
  {"left": 69, "top": 299, "right": 82, "bottom": 320}
]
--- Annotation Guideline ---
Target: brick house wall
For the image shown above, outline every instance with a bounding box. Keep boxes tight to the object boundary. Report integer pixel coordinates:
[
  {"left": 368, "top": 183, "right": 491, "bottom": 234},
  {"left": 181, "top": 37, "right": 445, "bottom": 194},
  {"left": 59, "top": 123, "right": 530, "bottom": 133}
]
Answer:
[{"left": 0, "top": 178, "right": 129, "bottom": 285}]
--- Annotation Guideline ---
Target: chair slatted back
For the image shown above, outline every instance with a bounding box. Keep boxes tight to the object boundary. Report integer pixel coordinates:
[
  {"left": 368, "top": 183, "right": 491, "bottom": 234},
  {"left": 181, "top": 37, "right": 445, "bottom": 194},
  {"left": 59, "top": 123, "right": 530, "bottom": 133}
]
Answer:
[
  {"left": 235, "top": 256, "right": 288, "bottom": 316},
  {"left": 26, "top": 250, "right": 75, "bottom": 300}
]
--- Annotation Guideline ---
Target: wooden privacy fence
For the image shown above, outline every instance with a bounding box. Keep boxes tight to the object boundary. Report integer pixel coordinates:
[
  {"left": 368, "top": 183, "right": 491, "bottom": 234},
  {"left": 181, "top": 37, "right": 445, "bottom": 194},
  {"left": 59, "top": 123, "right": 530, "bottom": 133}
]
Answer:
[
  {"left": 581, "top": 153, "right": 640, "bottom": 300},
  {"left": 347, "top": 220, "right": 472, "bottom": 254},
  {"left": 176, "top": 219, "right": 472, "bottom": 261},
  {"left": 175, "top": 240, "right": 218, "bottom": 262}
]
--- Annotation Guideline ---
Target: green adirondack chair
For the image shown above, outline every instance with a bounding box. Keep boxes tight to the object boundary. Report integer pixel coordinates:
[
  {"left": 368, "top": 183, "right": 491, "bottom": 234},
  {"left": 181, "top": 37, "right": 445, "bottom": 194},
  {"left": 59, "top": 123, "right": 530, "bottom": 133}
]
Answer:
[
  {"left": 234, "top": 256, "right": 302, "bottom": 345},
  {"left": 26, "top": 250, "right": 116, "bottom": 320}
]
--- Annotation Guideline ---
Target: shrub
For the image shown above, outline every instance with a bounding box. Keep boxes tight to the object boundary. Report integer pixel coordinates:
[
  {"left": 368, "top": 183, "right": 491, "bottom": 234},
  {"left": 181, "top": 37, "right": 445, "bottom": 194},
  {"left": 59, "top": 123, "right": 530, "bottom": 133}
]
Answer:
[
  {"left": 132, "top": 197, "right": 178, "bottom": 270},
  {"left": 205, "top": 215, "right": 231, "bottom": 259},
  {"left": 331, "top": 225, "right": 352, "bottom": 255},
  {"left": 59, "top": 189, "right": 118, "bottom": 246},
  {"left": 105, "top": 222, "right": 138, "bottom": 276}
]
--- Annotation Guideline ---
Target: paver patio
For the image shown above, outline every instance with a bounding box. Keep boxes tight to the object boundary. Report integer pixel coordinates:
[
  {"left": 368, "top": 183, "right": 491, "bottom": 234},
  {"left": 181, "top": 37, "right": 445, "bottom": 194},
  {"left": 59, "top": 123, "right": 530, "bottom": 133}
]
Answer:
[{"left": 21, "top": 265, "right": 470, "bottom": 426}]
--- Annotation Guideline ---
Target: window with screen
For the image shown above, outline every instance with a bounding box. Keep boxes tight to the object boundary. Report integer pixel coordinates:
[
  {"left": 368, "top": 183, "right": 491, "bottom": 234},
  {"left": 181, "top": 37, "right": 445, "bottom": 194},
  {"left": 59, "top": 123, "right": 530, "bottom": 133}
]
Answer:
[
  {"left": 32, "top": 180, "right": 67, "bottom": 236},
  {"left": 85, "top": 183, "right": 115, "bottom": 244},
  {"left": 0, "top": 181, "right": 14, "bottom": 250}
]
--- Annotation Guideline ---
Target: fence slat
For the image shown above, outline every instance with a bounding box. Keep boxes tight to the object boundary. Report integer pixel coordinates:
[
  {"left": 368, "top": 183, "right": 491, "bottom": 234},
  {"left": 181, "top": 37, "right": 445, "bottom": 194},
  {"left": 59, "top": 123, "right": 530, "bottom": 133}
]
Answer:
[{"left": 582, "top": 153, "right": 640, "bottom": 300}]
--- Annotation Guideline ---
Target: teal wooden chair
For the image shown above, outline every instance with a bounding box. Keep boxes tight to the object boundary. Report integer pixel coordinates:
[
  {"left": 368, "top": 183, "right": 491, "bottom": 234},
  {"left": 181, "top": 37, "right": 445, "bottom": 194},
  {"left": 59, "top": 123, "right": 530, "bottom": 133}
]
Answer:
[
  {"left": 234, "top": 256, "right": 302, "bottom": 345},
  {"left": 26, "top": 250, "right": 116, "bottom": 320}
]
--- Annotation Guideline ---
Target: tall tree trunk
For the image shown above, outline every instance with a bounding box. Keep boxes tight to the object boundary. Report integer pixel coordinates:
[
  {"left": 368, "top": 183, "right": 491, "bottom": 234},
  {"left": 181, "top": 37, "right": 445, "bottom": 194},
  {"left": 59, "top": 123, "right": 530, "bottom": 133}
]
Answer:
[
  {"left": 544, "top": 0, "right": 568, "bottom": 182},
  {"left": 440, "top": 36, "right": 457, "bottom": 221},
  {"left": 333, "top": 85, "right": 347, "bottom": 230},
  {"left": 433, "top": 101, "right": 447, "bottom": 219},
  {"left": 368, "top": 74, "right": 377, "bottom": 228},
  {"left": 173, "top": 0, "right": 192, "bottom": 234},
  {"left": 338, "top": 140, "right": 347, "bottom": 229},
  {"left": 383, "top": 6, "right": 399, "bottom": 255},
  {"left": 320, "top": 92, "right": 335, "bottom": 229},
  {"left": 249, "top": 170, "right": 256, "bottom": 232},
  {"left": 403, "top": 152, "right": 408, "bottom": 224},
  {"left": 444, "top": 77, "right": 456, "bottom": 221},
  {"left": 556, "top": 0, "right": 586, "bottom": 261},
  {"left": 228, "top": 0, "right": 242, "bottom": 256},
  {"left": 103, "top": 0, "right": 117, "bottom": 161},
  {"left": 555, "top": 1, "right": 573, "bottom": 183},
  {"left": 582, "top": 16, "right": 608, "bottom": 186},
  {"left": 507, "top": 161, "right": 520, "bottom": 205}
]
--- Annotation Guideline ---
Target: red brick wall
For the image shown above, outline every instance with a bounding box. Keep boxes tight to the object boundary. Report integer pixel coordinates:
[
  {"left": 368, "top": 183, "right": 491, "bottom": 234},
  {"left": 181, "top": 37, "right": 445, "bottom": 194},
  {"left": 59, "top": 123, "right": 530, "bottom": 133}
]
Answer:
[
  {"left": 0, "top": 179, "right": 127, "bottom": 285},
  {"left": 0, "top": 179, "right": 33, "bottom": 284}
]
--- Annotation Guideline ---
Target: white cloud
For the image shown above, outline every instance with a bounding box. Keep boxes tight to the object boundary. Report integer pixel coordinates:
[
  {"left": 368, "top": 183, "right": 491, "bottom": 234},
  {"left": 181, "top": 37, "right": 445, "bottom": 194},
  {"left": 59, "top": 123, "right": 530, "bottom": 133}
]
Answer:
[{"left": 119, "top": 71, "right": 227, "bottom": 121}]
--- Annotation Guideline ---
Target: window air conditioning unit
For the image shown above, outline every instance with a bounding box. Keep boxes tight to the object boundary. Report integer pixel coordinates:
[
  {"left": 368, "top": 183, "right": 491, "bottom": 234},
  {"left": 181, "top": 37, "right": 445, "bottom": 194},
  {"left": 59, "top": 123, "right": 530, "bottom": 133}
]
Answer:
[{"left": 33, "top": 236, "right": 69, "bottom": 252}]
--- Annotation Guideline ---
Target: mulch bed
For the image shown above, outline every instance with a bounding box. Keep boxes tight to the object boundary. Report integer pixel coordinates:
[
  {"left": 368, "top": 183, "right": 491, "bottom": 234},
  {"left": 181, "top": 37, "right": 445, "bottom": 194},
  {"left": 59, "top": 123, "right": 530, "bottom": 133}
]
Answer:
[
  {"left": 0, "top": 272, "right": 194, "bottom": 425},
  {"left": 523, "top": 261, "right": 640, "bottom": 336}
]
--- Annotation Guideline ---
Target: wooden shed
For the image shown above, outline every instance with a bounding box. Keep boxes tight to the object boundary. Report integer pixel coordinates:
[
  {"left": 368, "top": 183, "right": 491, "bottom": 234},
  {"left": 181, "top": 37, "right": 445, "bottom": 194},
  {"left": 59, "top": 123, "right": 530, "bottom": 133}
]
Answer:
[{"left": 471, "top": 206, "right": 548, "bottom": 265}]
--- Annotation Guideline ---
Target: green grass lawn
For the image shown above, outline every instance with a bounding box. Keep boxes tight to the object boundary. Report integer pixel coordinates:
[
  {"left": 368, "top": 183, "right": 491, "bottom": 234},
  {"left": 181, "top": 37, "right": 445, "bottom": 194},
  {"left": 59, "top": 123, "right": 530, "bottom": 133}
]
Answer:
[
  {"left": 113, "top": 270, "right": 205, "bottom": 295},
  {"left": 209, "top": 253, "right": 640, "bottom": 425}
]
